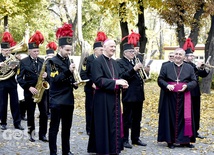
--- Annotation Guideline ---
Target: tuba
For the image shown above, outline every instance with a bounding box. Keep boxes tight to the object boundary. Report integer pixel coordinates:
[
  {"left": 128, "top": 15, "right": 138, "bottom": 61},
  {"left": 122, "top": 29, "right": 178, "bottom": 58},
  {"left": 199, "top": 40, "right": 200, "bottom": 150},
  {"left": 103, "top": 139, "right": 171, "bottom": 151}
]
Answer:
[
  {"left": 33, "top": 60, "right": 50, "bottom": 103},
  {"left": 0, "top": 28, "right": 29, "bottom": 81},
  {"left": 0, "top": 54, "right": 19, "bottom": 80}
]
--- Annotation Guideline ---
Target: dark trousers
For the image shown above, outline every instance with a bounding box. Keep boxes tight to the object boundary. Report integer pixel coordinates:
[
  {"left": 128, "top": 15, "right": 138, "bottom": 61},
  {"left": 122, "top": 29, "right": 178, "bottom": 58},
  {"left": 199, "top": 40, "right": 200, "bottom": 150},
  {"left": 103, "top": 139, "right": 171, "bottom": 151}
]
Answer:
[
  {"left": 192, "top": 95, "right": 201, "bottom": 134},
  {"left": 46, "top": 89, "right": 50, "bottom": 116},
  {"left": 0, "top": 86, "right": 21, "bottom": 126},
  {"left": 25, "top": 94, "right": 48, "bottom": 138},
  {"left": 49, "top": 104, "right": 74, "bottom": 155},
  {"left": 85, "top": 90, "right": 93, "bottom": 133},
  {"left": 19, "top": 100, "right": 27, "bottom": 118},
  {"left": 123, "top": 101, "right": 143, "bottom": 142}
]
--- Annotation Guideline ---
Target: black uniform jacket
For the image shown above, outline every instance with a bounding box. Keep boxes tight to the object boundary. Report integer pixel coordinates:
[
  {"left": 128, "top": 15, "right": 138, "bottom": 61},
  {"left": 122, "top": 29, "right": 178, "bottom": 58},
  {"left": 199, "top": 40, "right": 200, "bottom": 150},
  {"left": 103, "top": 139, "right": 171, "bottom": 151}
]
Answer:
[
  {"left": 0, "top": 54, "right": 18, "bottom": 88},
  {"left": 47, "top": 54, "right": 76, "bottom": 107},
  {"left": 117, "top": 56, "right": 145, "bottom": 103},
  {"left": 17, "top": 56, "right": 44, "bottom": 97},
  {"left": 80, "top": 54, "right": 95, "bottom": 92},
  {"left": 185, "top": 61, "right": 210, "bottom": 96}
]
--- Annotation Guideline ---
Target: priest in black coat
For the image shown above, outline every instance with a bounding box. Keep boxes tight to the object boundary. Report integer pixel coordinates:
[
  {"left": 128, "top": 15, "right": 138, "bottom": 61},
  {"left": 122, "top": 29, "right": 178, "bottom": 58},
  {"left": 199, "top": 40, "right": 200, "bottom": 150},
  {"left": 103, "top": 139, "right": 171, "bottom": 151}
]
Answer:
[
  {"left": 157, "top": 48, "right": 197, "bottom": 149},
  {"left": 87, "top": 39, "right": 129, "bottom": 155}
]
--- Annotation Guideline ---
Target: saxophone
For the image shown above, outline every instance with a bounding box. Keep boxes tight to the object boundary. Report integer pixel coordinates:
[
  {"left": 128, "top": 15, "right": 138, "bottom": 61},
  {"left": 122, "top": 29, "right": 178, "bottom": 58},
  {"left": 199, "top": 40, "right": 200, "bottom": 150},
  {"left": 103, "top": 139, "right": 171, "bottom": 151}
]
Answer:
[{"left": 33, "top": 60, "right": 50, "bottom": 103}]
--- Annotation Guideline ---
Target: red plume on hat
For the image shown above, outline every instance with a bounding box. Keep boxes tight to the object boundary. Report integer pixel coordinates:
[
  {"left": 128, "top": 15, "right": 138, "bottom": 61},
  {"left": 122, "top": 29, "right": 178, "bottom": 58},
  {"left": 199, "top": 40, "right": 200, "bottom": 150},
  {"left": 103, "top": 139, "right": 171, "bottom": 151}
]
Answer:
[
  {"left": 183, "top": 38, "right": 195, "bottom": 52},
  {"left": 56, "top": 23, "right": 73, "bottom": 39},
  {"left": 95, "top": 31, "right": 107, "bottom": 42},
  {"left": 1, "top": 31, "right": 16, "bottom": 47},
  {"left": 29, "top": 30, "right": 44, "bottom": 46},
  {"left": 46, "top": 41, "right": 57, "bottom": 50},
  {"left": 122, "top": 30, "right": 141, "bottom": 47}
]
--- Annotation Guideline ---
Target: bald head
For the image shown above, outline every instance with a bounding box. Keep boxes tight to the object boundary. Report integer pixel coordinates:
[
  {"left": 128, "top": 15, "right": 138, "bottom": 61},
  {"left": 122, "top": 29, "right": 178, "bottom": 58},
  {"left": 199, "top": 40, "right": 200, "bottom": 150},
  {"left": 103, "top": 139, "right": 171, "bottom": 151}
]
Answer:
[
  {"left": 174, "top": 48, "right": 185, "bottom": 56},
  {"left": 103, "top": 39, "right": 115, "bottom": 47},
  {"left": 173, "top": 48, "right": 186, "bottom": 65},
  {"left": 103, "top": 39, "right": 116, "bottom": 58}
]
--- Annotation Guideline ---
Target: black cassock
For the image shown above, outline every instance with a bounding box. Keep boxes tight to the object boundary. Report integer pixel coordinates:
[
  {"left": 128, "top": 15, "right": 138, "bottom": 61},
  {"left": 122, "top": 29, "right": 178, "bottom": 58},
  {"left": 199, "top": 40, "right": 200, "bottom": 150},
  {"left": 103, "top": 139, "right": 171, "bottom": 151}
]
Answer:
[
  {"left": 157, "top": 62, "right": 197, "bottom": 144},
  {"left": 87, "top": 54, "right": 123, "bottom": 154}
]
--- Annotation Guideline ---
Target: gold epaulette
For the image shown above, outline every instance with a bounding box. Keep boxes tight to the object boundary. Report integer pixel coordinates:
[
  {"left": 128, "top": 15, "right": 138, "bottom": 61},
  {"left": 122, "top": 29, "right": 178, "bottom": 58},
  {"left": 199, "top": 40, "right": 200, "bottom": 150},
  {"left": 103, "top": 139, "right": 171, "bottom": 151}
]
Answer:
[{"left": 50, "top": 71, "right": 59, "bottom": 77}]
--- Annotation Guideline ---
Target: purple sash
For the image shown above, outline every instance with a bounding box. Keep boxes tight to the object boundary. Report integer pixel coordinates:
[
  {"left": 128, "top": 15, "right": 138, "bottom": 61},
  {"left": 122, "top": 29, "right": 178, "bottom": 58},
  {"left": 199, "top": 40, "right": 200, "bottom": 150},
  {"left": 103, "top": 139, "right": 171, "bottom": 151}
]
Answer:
[{"left": 168, "top": 82, "right": 193, "bottom": 137}]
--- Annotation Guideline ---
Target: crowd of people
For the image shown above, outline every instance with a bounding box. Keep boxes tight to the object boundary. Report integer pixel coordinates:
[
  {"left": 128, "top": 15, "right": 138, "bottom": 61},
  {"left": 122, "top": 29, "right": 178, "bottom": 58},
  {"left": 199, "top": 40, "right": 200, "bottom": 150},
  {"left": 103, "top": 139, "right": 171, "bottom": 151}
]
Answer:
[{"left": 0, "top": 24, "right": 210, "bottom": 155}]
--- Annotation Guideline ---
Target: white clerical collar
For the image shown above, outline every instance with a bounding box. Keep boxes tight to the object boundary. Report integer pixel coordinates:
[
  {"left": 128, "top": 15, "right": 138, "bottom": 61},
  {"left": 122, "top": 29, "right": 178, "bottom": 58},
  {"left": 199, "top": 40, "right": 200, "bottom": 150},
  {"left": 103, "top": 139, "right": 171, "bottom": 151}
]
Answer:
[
  {"left": 103, "top": 53, "right": 111, "bottom": 59},
  {"left": 174, "top": 62, "right": 183, "bottom": 67}
]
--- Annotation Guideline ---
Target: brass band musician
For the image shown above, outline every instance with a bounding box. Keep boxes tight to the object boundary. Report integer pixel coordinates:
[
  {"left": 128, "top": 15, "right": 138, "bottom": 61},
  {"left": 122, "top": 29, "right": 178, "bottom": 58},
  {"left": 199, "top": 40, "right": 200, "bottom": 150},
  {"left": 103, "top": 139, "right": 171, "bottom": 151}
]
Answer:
[
  {"left": 184, "top": 47, "right": 210, "bottom": 139},
  {"left": 0, "top": 31, "right": 24, "bottom": 131},
  {"left": 17, "top": 31, "right": 48, "bottom": 142},
  {"left": 117, "top": 31, "right": 148, "bottom": 149},
  {"left": 80, "top": 31, "right": 106, "bottom": 135},
  {"left": 48, "top": 23, "right": 77, "bottom": 155}
]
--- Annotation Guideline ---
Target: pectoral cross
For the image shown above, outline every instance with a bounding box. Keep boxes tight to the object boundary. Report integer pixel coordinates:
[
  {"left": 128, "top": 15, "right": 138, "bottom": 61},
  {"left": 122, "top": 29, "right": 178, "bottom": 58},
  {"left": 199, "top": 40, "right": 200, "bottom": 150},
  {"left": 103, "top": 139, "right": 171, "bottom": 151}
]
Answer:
[{"left": 175, "top": 78, "right": 180, "bottom": 84}]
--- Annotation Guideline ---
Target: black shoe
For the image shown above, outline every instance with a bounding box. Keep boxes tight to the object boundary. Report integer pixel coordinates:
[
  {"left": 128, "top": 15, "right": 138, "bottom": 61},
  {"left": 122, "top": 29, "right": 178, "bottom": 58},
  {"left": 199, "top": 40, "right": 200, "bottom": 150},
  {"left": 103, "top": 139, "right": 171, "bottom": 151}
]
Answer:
[
  {"left": 123, "top": 141, "right": 132, "bottom": 149},
  {"left": 132, "top": 139, "right": 147, "bottom": 146},
  {"left": 196, "top": 134, "right": 205, "bottom": 139},
  {"left": 1, "top": 125, "right": 7, "bottom": 130},
  {"left": 14, "top": 124, "right": 24, "bottom": 130},
  {"left": 21, "top": 116, "right": 27, "bottom": 121},
  {"left": 167, "top": 143, "right": 175, "bottom": 149},
  {"left": 39, "top": 136, "right": 49, "bottom": 142},
  {"left": 63, "top": 152, "right": 74, "bottom": 155},
  {"left": 29, "top": 136, "right": 35, "bottom": 142},
  {"left": 181, "top": 143, "right": 195, "bottom": 148}
]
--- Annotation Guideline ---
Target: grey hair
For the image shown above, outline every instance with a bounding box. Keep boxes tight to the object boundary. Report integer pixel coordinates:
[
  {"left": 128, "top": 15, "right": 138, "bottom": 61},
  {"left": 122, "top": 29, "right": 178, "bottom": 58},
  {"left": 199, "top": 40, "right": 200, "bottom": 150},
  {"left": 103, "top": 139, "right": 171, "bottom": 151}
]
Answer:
[{"left": 174, "top": 48, "right": 185, "bottom": 55}]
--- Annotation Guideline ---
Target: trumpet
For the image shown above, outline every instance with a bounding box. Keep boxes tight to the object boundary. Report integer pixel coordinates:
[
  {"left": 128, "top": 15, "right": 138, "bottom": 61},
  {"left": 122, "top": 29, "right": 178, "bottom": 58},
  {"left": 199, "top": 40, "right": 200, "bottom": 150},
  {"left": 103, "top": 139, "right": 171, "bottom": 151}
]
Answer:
[
  {"left": 200, "top": 63, "right": 214, "bottom": 69},
  {"left": 198, "top": 56, "right": 214, "bottom": 69},
  {"left": 69, "top": 58, "right": 89, "bottom": 83},
  {"left": 134, "top": 54, "right": 149, "bottom": 80}
]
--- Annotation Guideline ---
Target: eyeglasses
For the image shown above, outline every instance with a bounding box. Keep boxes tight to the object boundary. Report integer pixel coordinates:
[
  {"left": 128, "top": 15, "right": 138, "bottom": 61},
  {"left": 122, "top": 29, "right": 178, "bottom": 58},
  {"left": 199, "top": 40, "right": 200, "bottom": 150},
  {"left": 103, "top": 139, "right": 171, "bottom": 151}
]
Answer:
[
  {"left": 127, "top": 50, "right": 135, "bottom": 53},
  {"left": 169, "top": 55, "right": 174, "bottom": 58}
]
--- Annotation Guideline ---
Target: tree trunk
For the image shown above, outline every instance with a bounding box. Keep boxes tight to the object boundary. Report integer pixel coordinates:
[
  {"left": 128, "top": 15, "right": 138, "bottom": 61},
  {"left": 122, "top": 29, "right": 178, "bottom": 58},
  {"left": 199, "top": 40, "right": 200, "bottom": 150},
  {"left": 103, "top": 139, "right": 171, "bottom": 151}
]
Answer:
[
  {"left": 119, "top": 2, "right": 129, "bottom": 58},
  {"left": 77, "top": 0, "right": 87, "bottom": 72},
  {"left": 159, "top": 19, "right": 163, "bottom": 59},
  {"left": 77, "top": 0, "right": 83, "bottom": 42},
  {"left": 137, "top": 2, "right": 147, "bottom": 55},
  {"left": 201, "top": 15, "right": 214, "bottom": 94},
  {"left": 4, "top": 15, "right": 8, "bottom": 31},
  {"left": 176, "top": 22, "right": 185, "bottom": 47},
  {"left": 189, "top": 1, "right": 205, "bottom": 46}
]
